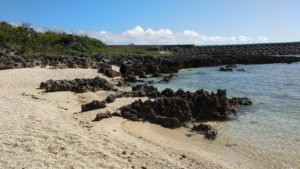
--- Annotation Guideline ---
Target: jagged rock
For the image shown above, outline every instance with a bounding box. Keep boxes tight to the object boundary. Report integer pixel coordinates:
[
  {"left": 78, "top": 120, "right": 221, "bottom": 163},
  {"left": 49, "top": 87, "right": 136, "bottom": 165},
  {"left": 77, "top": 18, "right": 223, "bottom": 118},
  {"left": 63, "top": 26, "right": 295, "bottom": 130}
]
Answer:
[
  {"left": 153, "top": 116, "right": 182, "bottom": 128},
  {"left": 192, "top": 124, "right": 217, "bottom": 140},
  {"left": 121, "top": 84, "right": 161, "bottom": 98},
  {"left": 94, "top": 111, "right": 112, "bottom": 121},
  {"left": 93, "top": 111, "right": 112, "bottom": 121},
  {"left": 121, "top": 111, "right": 140, "bottom": 121},
  {"left": 161, "top": 88, "right": 175, "bottom": 97},
  {"left": 124, "top": 74, "right": 137, "bottom": 82},
  {"left": 98, "top": 63, "right": 120, "bottom": 78},
  {"left": 40, "top": 77, "right": 114, "bottom": 93},
  {"left": 81, "top": 100, "right": 106, "bottom": 112},
  {"left": 190, "top": 89, "right": 237, "bottom": 120},
  {"left": 117, "top": 88, "right": 251, "bottom": 129},
  {"left": 119, "top": 97, "right": 192, "bottom": 128},
  {"left": 116, "top": 84, "right": 160, "bottom": 98},
  {"left": 105, "top": 94, "right": 116, "bottom": 103}
]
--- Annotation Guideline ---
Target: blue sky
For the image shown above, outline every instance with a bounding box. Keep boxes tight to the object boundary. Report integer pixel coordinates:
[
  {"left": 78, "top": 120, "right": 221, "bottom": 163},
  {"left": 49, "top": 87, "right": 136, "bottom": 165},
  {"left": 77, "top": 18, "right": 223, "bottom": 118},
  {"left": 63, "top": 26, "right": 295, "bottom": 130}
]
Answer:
[{"left": 0, "top": 0, "right": 300, "bottom": 45}]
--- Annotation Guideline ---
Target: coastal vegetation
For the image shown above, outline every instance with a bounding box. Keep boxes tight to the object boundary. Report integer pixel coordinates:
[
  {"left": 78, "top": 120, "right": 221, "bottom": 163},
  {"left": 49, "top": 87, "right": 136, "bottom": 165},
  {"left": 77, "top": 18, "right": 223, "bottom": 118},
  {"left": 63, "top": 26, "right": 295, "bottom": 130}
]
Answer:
[{"left": 0, "top": 22, "right": 163, "bottom": 58}]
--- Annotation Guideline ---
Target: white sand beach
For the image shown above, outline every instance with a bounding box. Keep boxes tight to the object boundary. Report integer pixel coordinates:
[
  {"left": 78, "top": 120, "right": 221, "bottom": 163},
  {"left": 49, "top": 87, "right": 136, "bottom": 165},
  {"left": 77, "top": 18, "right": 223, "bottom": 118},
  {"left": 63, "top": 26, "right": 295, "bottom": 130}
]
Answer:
[{"left": 0, "top": 68, "right": 264, "bottom": 169}]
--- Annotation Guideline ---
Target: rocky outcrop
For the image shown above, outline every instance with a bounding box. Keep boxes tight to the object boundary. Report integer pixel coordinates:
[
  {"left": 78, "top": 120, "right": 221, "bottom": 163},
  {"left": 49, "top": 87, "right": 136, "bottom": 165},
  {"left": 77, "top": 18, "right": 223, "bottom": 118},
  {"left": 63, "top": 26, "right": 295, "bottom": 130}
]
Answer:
[
  {"left": 82, "top": 94, "right": 117, "bottom": 112},
  {"left": 40, "top": 77, "right": 114, "bottom": 93},
  {"left": 98, "top": 63, "right": 120, "bottom": 78},
  {"left": 81, "top": 100, "right": 106, "bottom": 112},
  {"left": 192, "top": 124, "right": 217, "bottom": 140},
  {"left": 117, "top": 84, "right": 161, "bottom": 98},
  {"left": 1, "top": 47, "right": 300, "bottom": 77},
  {"left": 105, "top": 94, "right": 116, "bottom": 103},
  {"left": 93, "top": 112, "right": 112, "bottom": 121},
  {"left": 117, "top": 88, "right": 252, "bottom": 128}
]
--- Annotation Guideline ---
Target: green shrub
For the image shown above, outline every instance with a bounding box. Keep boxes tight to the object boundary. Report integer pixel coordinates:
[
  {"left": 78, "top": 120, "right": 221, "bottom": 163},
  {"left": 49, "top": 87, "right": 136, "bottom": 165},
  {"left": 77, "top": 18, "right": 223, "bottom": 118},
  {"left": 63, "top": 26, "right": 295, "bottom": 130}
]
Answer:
[{"left": 0, "top": 22, "right": 167, "bottom": 58}]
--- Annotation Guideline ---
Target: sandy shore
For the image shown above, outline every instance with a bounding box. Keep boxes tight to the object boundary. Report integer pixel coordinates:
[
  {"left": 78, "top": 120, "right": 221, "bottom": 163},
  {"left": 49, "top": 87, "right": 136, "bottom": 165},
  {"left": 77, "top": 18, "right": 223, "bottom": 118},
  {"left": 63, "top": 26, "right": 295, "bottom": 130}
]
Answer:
[{"left": 0, "top": 67, "right": 263, "bottom": 169}]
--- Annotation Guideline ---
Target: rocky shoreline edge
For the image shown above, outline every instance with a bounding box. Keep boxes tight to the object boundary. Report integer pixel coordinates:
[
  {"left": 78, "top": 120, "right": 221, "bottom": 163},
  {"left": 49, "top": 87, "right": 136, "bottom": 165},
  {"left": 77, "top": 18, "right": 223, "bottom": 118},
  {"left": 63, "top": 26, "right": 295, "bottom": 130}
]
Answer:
[
  {"left": 2, "top": 54, "right": 299, "bottom": 140},
  {"left": 39, "top": 73, "right": 252, "bottom": 140}
]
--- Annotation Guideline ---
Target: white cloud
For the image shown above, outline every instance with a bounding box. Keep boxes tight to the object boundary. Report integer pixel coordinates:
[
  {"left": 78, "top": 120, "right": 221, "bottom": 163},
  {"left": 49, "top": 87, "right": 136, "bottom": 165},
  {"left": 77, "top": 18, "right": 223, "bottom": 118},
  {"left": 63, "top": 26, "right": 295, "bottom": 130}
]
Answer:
[
  {"left": 8, "top": 23, "right": 262, "bottom": 45},
  {"left": 258, "top": 36, "right": 269, "bottom": 42},
  {"left": 82, "top": 26, "right": 269, "bottom": 45},
  {"left": 9, "top": 23, "right": 269, "bottom": 45},
  {"left": 182, "top": 30, "right": 200, "bottom": 38},
  {"left": 238, "top": 36, "right": 253, "bottom": 43},
  {"left": 121, "top": 26, "right": 176, "bottom": 44}
]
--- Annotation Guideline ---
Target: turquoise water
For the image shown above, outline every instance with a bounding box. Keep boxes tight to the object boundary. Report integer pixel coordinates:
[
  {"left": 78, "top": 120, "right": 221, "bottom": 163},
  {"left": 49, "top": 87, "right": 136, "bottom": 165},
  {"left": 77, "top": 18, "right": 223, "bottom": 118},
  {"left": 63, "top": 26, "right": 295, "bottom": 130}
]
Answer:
[{"left": 146, "top": 63, "right": 300, "bottom": 169}]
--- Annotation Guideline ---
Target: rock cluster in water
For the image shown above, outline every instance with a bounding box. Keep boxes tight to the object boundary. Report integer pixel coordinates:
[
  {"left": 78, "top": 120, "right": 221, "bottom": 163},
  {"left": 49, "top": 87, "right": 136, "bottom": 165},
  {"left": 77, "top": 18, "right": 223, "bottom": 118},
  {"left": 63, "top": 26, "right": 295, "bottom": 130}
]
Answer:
[{"left": 40, "top": 77, "right": 114, "bottom": 93}]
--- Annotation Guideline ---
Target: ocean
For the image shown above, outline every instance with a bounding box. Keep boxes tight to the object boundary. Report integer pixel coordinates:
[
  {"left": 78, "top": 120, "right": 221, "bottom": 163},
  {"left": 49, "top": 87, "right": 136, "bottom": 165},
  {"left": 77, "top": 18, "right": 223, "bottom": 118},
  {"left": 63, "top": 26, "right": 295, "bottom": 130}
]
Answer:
[{"left": 145, "top": 62, "right": 300, "bottom": 169}]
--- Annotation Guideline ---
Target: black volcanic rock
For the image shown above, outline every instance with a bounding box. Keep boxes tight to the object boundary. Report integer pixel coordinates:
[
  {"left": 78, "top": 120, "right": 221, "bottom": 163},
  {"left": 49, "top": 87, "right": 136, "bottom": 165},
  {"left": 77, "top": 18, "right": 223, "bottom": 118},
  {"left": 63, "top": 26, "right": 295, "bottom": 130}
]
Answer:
[
  {"left": 117, "top": 88, "right": 249, "bottom": 128},
  {"left": 161, "top": 88, "right": 175, "bottom": 97},
  {"left": 81, "top": 100, "right": 106, "bottom": 112},
  {"left": 105, "top": 94, "right": 116, "bottom": 103},
  {"left": 94, "top": 111, "right": 112, "bottom": 121},
  {"left": 118, "top": 84, "right": 161, "bottom": 98},
  {"left": 1, "top": 42, "right": 300, "bottom": 73},
  {"left": 192, "top": 124, "right": 217, "bottom": 140},
  {"left": 98, "top": 63, "right": 120, "bottom": 78},
  {"left": 40, "top": 77, "right": 114, "bottom": 93}
]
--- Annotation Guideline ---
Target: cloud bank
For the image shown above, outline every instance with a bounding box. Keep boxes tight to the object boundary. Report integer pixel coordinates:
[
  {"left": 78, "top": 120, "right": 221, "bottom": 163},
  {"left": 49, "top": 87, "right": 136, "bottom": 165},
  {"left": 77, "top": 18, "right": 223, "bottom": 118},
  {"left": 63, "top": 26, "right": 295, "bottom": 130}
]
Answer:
[
  {"left": 79, "top": 26, "right": 269, "bottom": 45},
  {"left": 27, "top": 23, "right": 269, "bottom": 45}
]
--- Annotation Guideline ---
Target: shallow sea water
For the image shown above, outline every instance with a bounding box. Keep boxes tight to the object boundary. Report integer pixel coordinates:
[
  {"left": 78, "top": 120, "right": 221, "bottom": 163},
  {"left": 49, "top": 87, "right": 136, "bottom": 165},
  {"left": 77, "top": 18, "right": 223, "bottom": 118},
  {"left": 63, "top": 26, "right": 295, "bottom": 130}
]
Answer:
[{"left": 145, "top": 62, "right": 300, "bottom": 169}]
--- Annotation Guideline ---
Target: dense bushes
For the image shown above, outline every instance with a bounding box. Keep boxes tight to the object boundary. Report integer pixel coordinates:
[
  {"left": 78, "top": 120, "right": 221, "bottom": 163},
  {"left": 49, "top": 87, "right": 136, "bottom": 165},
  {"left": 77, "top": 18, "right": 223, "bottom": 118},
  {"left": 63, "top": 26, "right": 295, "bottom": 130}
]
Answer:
[{"left": 0, "top": 22, "right": 161, "bottom": 58}]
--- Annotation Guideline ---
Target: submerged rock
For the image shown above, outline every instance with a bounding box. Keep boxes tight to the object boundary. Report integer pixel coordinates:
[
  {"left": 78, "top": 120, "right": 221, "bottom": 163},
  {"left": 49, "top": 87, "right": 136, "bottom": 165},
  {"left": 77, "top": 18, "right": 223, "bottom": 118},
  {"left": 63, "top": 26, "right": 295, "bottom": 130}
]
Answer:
[
  {"left": 230, "top": 97, "right": 253, "bottom": 106},
  {"left": 219, "top": 67, "right": 233, "bottom": 72}
]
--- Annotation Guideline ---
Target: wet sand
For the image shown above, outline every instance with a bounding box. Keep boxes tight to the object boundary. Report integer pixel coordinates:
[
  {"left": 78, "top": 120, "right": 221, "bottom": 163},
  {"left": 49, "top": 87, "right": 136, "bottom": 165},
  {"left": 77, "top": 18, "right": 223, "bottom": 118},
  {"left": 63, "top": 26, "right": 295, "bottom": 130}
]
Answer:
[{"left": 0, "top": 67, "right": 263, "bottom": 169}]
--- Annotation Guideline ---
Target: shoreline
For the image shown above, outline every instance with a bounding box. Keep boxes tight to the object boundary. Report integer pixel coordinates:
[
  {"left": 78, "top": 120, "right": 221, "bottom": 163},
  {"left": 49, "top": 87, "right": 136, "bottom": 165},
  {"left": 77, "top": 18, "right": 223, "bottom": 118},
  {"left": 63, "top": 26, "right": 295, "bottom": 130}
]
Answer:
[
  {"left": 0, "top": 67, "right": 264, "bottom": 169},
  {"left": 122, "top": 120, "right": 265, "bottom": 169}
]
